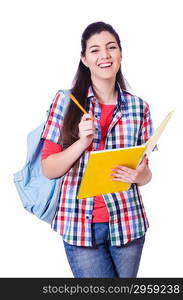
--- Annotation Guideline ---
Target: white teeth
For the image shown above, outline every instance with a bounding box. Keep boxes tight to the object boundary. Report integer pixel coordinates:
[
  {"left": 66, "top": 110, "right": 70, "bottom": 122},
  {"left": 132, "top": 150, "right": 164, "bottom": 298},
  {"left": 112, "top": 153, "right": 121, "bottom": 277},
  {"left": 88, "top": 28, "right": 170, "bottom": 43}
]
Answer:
[{"left": 99, "top": 63, "right": 112, "bottom": 68}]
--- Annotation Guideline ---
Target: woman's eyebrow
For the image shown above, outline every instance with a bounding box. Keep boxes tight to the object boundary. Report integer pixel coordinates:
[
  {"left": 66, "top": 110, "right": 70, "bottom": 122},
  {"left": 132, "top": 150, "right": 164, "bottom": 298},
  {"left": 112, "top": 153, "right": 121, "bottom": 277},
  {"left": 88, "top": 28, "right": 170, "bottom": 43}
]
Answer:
[{"left": 89, "top": 41, "right": 117, "bottom": 49}]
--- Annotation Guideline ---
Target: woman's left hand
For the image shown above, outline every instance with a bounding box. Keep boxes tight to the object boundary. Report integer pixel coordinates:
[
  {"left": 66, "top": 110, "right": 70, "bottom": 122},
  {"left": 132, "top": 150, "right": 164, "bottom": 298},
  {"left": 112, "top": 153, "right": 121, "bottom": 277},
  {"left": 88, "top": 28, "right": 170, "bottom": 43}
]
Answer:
[{"left": 111, "top": 156, "right": 152, "bottom": 186}]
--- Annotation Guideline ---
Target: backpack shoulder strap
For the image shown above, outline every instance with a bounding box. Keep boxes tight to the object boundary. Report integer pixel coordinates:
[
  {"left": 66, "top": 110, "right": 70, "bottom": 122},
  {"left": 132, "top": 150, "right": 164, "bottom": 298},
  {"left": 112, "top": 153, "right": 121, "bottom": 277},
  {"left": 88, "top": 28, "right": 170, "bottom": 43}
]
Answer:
[
  {"left": 24, "top": 90, "right": 71, "bottom": 164},
  {"left": 59, "top": 89, "right": 71, "bottom": 115},
  {"left": 56, "top": 89, "right": 71, "bottom": 145},
  {"left": 43, "top": 89, "right": 71, "bottom": 145},
  {"left": 46, "top": 89, "right": 70, "bottom": 118}
]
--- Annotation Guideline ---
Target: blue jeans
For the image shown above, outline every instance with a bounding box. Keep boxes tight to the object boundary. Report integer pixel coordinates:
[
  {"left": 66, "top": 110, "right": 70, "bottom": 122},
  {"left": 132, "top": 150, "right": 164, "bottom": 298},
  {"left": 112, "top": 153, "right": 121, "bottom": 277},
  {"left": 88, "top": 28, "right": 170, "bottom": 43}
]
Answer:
[{"left": 63, "top": 222, "right": 145, "bottom": 278}]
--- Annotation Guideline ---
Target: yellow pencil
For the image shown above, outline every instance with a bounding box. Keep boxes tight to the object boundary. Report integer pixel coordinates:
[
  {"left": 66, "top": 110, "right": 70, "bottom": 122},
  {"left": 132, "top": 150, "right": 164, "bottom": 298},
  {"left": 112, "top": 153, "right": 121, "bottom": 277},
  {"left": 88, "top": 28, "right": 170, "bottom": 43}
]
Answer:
[{"left": 69, "top": 93, "right": 88, "bottom": 114}]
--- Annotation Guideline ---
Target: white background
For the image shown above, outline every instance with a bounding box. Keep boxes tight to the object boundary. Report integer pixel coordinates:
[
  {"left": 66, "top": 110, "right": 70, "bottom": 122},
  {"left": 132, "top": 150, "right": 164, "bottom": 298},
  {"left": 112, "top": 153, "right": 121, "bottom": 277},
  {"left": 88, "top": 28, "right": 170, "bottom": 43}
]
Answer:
[{"left": 0, "top": 0, "right": 183, "bottom": 277}]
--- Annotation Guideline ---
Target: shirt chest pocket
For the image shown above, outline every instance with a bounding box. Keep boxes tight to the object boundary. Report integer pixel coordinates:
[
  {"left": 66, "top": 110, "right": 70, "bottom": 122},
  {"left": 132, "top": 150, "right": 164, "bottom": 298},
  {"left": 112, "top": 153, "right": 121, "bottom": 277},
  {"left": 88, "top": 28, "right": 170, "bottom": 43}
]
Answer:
[{"left": 107, "top": 113, "right": 142, "bottom": 149}]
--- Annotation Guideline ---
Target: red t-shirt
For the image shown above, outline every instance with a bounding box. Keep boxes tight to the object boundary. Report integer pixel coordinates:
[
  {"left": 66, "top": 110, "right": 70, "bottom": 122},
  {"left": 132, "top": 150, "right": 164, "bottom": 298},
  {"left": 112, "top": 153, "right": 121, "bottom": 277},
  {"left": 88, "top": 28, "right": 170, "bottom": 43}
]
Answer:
[{"left": 41, "top": 103, "right": 115, "bottom": 223}]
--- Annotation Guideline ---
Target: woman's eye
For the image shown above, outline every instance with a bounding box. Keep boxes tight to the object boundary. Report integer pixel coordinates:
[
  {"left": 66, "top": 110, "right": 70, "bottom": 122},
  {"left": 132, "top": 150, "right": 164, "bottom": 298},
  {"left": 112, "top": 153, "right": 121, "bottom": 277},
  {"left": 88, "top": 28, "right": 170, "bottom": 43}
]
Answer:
[{"left": 90, "top": 46, "right": 117, "bottom": 53}]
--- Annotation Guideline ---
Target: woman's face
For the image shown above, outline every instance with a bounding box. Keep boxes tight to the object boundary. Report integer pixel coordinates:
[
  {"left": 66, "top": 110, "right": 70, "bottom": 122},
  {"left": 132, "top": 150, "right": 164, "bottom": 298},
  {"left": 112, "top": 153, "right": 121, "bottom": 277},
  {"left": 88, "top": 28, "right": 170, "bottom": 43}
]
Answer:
[{"left": 81, "top": 31, "right": 122, "bottom": 82}]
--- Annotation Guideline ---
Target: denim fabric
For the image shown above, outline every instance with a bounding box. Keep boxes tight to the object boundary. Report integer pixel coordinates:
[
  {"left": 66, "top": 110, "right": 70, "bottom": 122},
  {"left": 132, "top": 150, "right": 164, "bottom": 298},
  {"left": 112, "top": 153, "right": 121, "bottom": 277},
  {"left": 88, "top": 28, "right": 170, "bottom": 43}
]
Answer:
[{"left": 63, "top": 222, "right": 145, "bottom": 278}]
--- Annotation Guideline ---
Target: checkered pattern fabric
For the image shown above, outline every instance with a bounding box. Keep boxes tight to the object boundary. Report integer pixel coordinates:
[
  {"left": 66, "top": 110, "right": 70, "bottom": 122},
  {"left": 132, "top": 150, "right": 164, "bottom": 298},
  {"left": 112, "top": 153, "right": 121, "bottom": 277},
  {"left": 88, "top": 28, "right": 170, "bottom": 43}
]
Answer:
[{"left": 42, "top": 84, "right": 154, "bottom": 246}]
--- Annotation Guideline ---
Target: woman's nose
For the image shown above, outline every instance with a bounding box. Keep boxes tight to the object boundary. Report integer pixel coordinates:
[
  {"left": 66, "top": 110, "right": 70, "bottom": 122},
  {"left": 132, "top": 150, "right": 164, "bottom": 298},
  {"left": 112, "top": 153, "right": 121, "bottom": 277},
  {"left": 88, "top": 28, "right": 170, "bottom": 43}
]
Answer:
[{"left": 100, "top": 49, "right": 111, "bottom": 59}]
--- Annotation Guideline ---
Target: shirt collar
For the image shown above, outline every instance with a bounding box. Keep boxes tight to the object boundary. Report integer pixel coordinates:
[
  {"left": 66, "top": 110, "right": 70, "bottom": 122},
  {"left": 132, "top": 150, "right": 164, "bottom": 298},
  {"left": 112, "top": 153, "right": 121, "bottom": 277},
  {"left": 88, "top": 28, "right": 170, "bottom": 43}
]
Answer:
[
  {"left": 87, "top": 85, "right": 95, "bottom": 99},
  {"left": 87, "top": 82, "right": 127, "bottom": 106}
]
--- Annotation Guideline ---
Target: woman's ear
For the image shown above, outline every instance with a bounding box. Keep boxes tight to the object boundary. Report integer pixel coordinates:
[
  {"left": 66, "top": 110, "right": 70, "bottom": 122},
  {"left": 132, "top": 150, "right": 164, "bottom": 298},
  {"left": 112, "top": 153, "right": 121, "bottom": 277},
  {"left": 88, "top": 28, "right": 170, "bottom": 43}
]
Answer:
[{"left": 81, "top": 56, "right": 88, "bottom": 68}]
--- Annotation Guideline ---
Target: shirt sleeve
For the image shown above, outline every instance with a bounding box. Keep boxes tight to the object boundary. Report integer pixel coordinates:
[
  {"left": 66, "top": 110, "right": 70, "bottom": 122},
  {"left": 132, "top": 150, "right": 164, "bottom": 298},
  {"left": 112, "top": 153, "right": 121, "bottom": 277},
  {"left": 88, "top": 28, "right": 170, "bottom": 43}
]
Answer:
[
  {"left": 138, "top": 101, "right": 158, "bottom": 151},
  {"left": 41, "top": 90, "right": 66, "bottom": 144},
  {"left": 41, "top": 140, "right": 62, "bottom": 160},
  {"left": 138, "top": 102, "right": 153, "bottom": 144}
]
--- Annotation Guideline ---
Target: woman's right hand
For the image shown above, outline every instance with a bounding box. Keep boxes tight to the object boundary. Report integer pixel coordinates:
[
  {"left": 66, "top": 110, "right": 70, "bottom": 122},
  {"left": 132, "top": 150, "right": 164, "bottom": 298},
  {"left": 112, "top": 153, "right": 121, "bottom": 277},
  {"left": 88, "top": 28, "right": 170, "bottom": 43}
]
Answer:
[{"left": 78, "top": 113, "right": 95, "bottom": 149}]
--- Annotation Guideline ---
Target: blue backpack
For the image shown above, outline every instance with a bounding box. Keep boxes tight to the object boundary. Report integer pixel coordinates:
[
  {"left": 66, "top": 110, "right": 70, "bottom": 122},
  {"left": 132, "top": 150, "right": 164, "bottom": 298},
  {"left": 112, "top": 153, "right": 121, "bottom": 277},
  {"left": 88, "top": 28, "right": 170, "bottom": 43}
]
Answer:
[{"left": 13, "top": 90, "right": 70, "bottom": 224}]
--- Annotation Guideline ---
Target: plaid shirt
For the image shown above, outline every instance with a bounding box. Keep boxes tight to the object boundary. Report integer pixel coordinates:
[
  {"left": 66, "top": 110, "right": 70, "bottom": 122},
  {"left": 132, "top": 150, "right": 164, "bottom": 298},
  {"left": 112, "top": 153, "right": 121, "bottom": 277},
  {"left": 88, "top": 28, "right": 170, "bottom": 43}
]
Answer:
[{"left": 42, "top": 84, "right": 154, "bottom": 247}]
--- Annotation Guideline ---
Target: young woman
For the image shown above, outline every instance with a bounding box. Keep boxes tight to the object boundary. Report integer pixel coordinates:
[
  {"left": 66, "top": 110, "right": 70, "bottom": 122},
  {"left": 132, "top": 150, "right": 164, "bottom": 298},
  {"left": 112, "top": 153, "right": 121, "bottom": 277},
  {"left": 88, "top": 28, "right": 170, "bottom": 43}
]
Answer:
[{"left": 41, "top": 21, "right": 153, "bottom": 278}]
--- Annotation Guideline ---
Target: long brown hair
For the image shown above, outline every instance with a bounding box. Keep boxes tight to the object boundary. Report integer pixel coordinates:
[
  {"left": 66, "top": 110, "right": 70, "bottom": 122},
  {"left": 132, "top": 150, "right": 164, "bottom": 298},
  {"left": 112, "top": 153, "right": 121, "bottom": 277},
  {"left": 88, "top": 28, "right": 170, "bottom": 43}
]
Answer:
[{"left": 61, "top": 22, "right": 126, "bottom": 169}]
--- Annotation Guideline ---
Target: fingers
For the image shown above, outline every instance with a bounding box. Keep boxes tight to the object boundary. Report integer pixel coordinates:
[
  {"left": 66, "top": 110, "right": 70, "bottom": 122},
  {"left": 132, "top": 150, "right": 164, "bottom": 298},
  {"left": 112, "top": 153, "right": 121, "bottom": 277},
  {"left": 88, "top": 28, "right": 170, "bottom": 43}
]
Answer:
[
  {"left": 80, "top": 121, "right": 94, "bottom": 130},
  {"left": 79, "top": 113, "right": 95, "bottom": 138},
  {"left": 111, "top": 165, "right": 137, "bottom": 184},
  {"left": 80, "top": 114, "right": 94, "bottom": 128},
  {"left": 111, "top": 172, "right": 134, "bottom": 183},
  {"left": 79, "top": 114, "right": 95, "bottom": 130},
  {"left": 81, "top": 113, "right": 93, "bottom": 121},
  {"left": 139, "top": 155, "right": 146, "bottom": 164},
  {"left": 112, "top": 177, "right": 132, "bottom": 183},
  {"left": 137, "top": 156, "right": 148, "bottom": 171},
  {"left": 113, "top": 165, "right": 136, "bottom": 176},
  {"left": 111, "top": 159, "right": 149, "bottom": 184}
]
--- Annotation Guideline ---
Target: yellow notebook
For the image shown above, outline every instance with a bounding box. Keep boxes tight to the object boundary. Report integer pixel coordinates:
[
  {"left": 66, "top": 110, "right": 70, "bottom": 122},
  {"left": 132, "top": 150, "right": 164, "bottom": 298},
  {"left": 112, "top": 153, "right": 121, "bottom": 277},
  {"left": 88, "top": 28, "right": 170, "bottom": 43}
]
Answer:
[{"left": 77, "top": 110, "right": 174, "bottom": 199}]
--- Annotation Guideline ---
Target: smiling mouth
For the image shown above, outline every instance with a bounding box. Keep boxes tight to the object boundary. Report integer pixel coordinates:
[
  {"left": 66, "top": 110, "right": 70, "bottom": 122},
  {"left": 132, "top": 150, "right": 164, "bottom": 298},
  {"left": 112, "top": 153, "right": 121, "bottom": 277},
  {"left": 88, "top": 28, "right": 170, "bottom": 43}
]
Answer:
[{"left": 98, "top": 62, "right": 113, "bottom": 68}]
